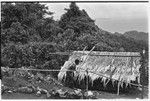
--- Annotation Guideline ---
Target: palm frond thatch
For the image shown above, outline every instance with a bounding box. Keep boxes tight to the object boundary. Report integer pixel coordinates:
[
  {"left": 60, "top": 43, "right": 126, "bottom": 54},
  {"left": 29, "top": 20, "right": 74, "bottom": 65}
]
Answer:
[{"left": 58, "top": 51, "right": 141, "bottom": 88}]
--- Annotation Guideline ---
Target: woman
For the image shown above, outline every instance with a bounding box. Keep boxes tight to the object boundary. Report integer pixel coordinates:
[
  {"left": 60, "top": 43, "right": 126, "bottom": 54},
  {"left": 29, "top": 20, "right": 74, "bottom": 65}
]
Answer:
[{"left": 65, "top": 59, "right": 80, "bottom": 88}]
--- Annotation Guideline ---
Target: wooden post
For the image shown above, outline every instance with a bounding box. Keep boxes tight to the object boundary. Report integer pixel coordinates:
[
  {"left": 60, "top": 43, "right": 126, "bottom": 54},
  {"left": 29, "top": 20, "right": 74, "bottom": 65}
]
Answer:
[
  {"left": 117, "top": 82, "right": 120, "bottom": 95},
  {"left": 86, "top": 69, "right": 88, "bottom": 92},
  {"left": 140, "top": 49, "right": 146, "bottom": 99}
]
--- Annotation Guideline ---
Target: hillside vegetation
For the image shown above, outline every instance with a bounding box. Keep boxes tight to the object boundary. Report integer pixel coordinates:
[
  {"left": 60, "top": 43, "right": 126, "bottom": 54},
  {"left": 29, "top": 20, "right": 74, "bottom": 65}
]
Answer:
[
  {"left": 124, "top": 30, "right": 148, "bottom": 43},
  {"left": 1, "top": 2, "right": 148, "bottom": 70}
]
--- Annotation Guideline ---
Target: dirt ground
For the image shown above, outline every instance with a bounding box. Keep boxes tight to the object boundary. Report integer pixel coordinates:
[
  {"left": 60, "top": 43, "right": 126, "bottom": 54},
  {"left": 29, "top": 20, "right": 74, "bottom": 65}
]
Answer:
[
  {"left": 2, "top": 89, "right": 148, "bottom": 99},
  {"left": 2, "top": 83, "right": 148, "bottom": 99},
  {"left": 1, "top": 76, "right": 149, "bottom": 99}
]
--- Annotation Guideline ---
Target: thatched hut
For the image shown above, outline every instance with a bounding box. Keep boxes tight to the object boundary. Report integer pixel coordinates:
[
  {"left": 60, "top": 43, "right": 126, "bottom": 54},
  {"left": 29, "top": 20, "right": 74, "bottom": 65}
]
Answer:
[{"left": 58, "top": 51, "right": 141, "bottom": 94}]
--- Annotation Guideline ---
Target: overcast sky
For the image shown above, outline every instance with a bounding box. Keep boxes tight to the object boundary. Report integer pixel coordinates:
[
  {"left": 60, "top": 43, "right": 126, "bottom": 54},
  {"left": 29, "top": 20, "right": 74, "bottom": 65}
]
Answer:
[{"left": 44, "top": 3, "right": 148, "bottom": 33}]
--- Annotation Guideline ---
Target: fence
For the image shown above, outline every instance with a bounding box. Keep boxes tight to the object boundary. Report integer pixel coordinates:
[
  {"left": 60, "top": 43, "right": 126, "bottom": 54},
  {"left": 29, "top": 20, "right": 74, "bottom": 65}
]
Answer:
[{"left": 1, "top": 50, "right": 148, "bottom": 99}]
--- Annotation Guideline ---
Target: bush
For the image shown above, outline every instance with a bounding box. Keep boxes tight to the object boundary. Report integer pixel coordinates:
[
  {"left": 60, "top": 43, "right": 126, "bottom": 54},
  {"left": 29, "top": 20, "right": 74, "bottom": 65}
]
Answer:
[{"left": 1, "top": 42, "right": 69, "bottom": 72}]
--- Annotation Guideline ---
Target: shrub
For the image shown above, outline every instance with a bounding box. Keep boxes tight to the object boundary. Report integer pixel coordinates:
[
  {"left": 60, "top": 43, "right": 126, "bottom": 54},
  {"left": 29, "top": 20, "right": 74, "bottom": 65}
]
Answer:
[{"left": 1, "top": 42, "right": 69, "bottom": 72}]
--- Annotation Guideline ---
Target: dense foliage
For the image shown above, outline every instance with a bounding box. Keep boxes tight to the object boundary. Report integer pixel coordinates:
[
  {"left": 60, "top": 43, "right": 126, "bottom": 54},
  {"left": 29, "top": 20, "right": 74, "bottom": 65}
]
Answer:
[
  {"left": 1, "top": 2, "right": 148, "bottom": 71},
  {"left": 1, "top": 42, "right": 68, "bottom": 69}
]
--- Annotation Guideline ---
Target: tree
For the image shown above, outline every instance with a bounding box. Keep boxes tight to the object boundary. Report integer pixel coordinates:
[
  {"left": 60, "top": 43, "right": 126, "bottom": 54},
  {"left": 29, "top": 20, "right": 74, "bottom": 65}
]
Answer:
[
  {"left": 1, "top": 2, "right": 55, "bottom": 44},
  {"left": 58, "top": 2, "right": 100, "bottom": 51},
  {"left": 59, "top": 2, "right": 95, "bottom": 33}
]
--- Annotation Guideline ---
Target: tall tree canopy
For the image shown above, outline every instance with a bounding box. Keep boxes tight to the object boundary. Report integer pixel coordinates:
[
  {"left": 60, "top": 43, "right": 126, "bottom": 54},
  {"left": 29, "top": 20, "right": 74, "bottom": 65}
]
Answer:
[{"left": 1, "top": 2, "right": 62, "bottom": 45}]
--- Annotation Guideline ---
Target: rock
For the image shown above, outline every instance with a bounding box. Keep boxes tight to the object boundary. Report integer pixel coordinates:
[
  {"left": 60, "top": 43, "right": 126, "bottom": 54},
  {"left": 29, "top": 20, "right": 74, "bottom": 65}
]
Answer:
[
  {"left": 83, "top": 91, "right": 94, "bottom": 99},
  {"left": 37, "top": 87, "right": 48, "bottom": 94},
  {"left": 7, "top": 90, "right": 13, "bottom": 94},
  {"left": 46, "top": 92, "right": 51, "bottom": 98},
  {"left": 1, "top": 85, "right": 15, "bottom": 94},
  {"left": 83, "top": 91, "right": 99, "bottom": 99},
  {"left": 63, "top": 90, "right": 82, "bottom": 99},
  {"left": 49, "top": 89, "right": 60, "bottom": 98},
  {"left": 27, "top": 85, "right": 36, "bottom": 92},
  {"left": 40, "top": 89, "right": 48, "bottom": 94},
  {"left": 12, "top": 89, "right": 17, "bottom": 93},
  {"left": 137, "top": 87, "right": 142, "bottom": 91},
  {"left": 68, "top": 91, "right": 77, "bottom": 99},
  {"left": 38, "top": 80, "right": 41, "bottom": 83},
  {"left": 56, "top": 89, "right": 66, "bottom": 98},
  {"left": 74, "top": 89, "right": 82, "bottom": 95},
  {"left": 17, "top": 87, "right": 33, "bottom": 94},
  {"left": 53, "top": 92, "right": 60, "bottom": 98},
  {"left": 36, "top": 91, "right": 41, "bottom": 96},
  {"left": 50, "top": 89, "right": 56, "bottom": 96},
  {"left": 2, "top": 85, "right": 9, "bottom": 93},
  {"left": 93, "top": 91, "right": 99, "bottom": 98},
  {"left": 87, "top": 91, "right": 93, "bottom": 96}
]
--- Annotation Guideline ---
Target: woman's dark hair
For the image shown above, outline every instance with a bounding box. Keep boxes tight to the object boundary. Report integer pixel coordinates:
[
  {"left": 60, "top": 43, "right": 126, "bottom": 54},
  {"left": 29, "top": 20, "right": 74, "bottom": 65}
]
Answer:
[{"left": 75, "top": 59, "right": 80, "bottom": 65}]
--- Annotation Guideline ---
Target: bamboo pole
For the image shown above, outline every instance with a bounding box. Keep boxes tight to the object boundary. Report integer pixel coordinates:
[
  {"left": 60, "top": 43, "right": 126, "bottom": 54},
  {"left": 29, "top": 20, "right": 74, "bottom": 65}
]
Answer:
[
  {"left": 83, "top": 46, "right": 87, "bottom": 52},
  {"left": 80, "top": 46, "right": 95, "bottom": 67}
]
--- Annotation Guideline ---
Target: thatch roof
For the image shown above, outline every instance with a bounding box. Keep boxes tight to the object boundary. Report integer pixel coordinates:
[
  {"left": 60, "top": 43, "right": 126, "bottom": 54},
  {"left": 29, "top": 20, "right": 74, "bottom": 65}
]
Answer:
[{"left": 58, "top": 51, "right": 141, "bottom": 89}]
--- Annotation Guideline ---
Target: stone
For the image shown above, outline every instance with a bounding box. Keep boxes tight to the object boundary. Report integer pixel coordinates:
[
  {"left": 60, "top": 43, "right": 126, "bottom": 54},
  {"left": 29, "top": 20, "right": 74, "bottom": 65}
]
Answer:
[
  {"left": 7, "top": 90, "right": 13, "bottom": 94},
  {"left": 36, "top": 91, "right": 41, "bottom": 96},
  {"left": 46, "top": 92, "right": 51, "bottom": 98},
  {"left": 74, "top": 89, "right": 82, "bottom": 95},
  {"left": 17, "top": 87, "right": 33, "bottom": 94}
]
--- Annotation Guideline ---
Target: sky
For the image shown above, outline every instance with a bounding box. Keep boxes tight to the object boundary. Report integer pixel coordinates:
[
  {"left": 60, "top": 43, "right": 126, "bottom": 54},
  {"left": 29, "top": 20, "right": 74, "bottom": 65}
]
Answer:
[{"left": 40, "top": 3, "right": 148, "bottom": 33}]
